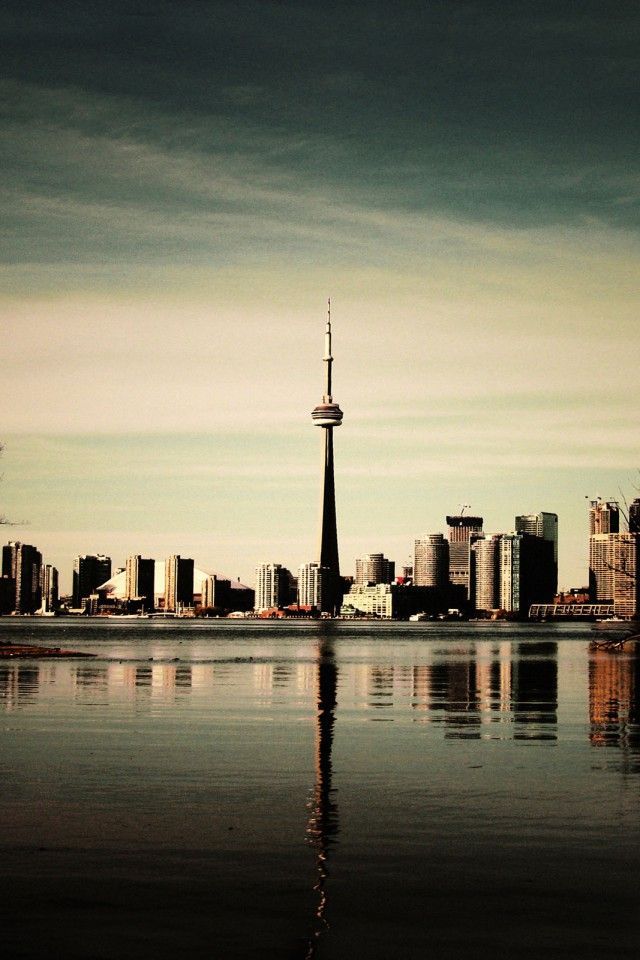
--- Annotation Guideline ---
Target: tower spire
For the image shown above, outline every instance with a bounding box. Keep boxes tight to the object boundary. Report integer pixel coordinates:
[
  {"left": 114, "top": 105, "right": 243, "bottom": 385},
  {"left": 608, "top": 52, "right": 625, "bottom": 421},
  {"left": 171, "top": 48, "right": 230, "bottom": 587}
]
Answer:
[{"left": 311, "top": 302, "right": 344, "bottom": 614}]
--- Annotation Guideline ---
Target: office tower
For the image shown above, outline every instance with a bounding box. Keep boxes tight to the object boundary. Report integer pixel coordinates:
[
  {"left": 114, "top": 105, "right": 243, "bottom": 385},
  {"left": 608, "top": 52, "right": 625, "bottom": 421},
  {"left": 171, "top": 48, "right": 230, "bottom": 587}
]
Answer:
[
  {"left": 472, "top": 535, "right": 501, "bottom": 612},
  {"left": 201, "top": 574, "right": 231, "bottom": 610},
  {"left": 414, "top": 534, "right": 449, "bottom": 588},
  {"left": 446, "top": 514, "right": 483, "bottom": 593},
  {"left": 589, "top": 499, "right": 620, "bottom": 535},
  {"left": 629, "top": 499, "right": 640, "bottom": 534},
  {"left": 500, "top": 533, "right": 555, "bottom": 617},
  {"left": 125, "top": 555, "right": 155, "bottom": 610},
  {"left": 2, "top": 541, "right": 42, "bottom": 613},
  {"left": 589, "top": 533, "right": 639, "bottom": 617},
  {"left": 40, "top": 564, "right": 59, "bottom": 613},
  {"left": 72, "top": 554, "right": 111, "bottom": 608},
  {"left": 298, "top": 561, "right": 328, "bottom": 609},
  {"left": 515, "top": 511, "right": 558, "bottom": 593},
  {"left": 311, "top": 302, "right": 344, "bottom": 614},
  {"left": 164, "top": 555, "right": 194, "bottom": 612},
  {"left": 255, "top": 562, "right": 293, "bottom": 611},
  {"left": 354, "top": 553, "right": 395, "bottom": 586}
]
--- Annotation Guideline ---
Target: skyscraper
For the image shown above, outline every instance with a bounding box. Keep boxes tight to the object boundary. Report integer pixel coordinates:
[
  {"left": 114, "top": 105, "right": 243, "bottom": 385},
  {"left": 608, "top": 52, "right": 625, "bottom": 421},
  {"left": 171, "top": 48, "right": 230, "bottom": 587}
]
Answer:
[
  {"left": 629, "top": 498, "right": 640, "bottom": 535},
  {"left": 446, "top": 514, "right": 483, "bottom": 594},
  {"left": 499, "top": 533, "right": 555, "bottom": 617},
  {"left": 164, "top": 555, "right": 194, "bottom": 612},
  {"left": 589, "top": 533, "right": 639, "bottom": 617},
  {"left": 40, "top": 564, "right": 59, "bottom": 613},
  {"left": 414, "top": 534, "right": 449, "bottom": 589},
  {"left": 472, "top": 535, "right": 501, "bottom": 612},
  {"left": 311, "top": 302, "right": 344, "bottom": 614},
  {"left": 72, "top": 554, "right": 111, "bottom": 608},
  {"left": 2, "top": 541, "right": 42, "bottom": 613},
  {"left": 354, "top": 553, "right": 395, "bottom": 586},
  {"left": 298, "top": 561, "right": 326, "bottom": 609},
  {"left": 125, "top": 555, "right": 155, "bottom": 610},
  {"left": 255, "top": 562, "right": 293, "bottom": 611},
  {"left": 589, "top": 499, "right": 620, "bottom": 535},
  {"left": 515, "top": 511, "right": 558, "bottom": 593}
]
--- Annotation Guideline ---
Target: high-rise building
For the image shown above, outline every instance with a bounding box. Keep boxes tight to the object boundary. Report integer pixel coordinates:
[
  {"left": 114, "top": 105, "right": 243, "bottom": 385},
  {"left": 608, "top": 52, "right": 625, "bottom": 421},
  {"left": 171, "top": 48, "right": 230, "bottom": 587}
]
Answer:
[
  {"left": 164, "top": 555, "right": 194, "bottom": 612},
  {"left": 446, "top": 515, "right": 483, "bottom": 594},
  {"left": 414, "top": 534, "right": 449, "bottom": 589},
  {"left": 354, "top": 553, "right": 395, "bottom": 586},
  {"left": 72, "top": 554, "right": 111, "bottom": 608},
  {"left": 629, "top": 499, "right": 640, "bottom": 535},
  {"left": 254, "top": 562, "right": 293, "bottom": 611},
  {"left": 40, "top": 564, "right": 59, "bottom": 613},
  {"left": 499, "top": 533, "right": 555, "bottom": 617},
  {"left": 125, "top": 555, "right": 155, "bottom": 610},
  {"left": 3, "top": 541, "right": 43, "bottom": 613},
  {"left": 589, "top": 500, "right": 620, "bottom": 535},
  {"left": 515, "top": 511, "right": 558, "bottom": 593},
  {"left": 472, "top": 535, "right": 501, "bottom": 612},
  {"left": 311, "top": 301, "right": 344, "bottom": 614},
  {"left": 298, "top": 562, "right": 328, "bottom": 609},
  {"left": 589, "top": 533, "right": 639, "bottom": 617}
]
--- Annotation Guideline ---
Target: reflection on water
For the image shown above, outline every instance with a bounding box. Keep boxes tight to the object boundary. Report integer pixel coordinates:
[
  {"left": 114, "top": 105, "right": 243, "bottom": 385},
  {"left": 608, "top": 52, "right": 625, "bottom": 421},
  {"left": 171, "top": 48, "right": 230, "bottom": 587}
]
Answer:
[
  {"left": 2, "top": 623, "right": 640, "bottom": 959},
  {"left": 590, "top": 644, "right": 640, "bottom": 769},
  {"left": 304, "top": 636, "right": 339, "bottom": 957},
  {"left": 3, "top": 635, "right": 640, "bottom": 758}
]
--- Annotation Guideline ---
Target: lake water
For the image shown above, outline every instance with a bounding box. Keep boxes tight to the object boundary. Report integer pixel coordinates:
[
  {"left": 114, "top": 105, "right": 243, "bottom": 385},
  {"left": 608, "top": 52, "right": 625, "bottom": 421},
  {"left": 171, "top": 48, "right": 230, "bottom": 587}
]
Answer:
[{"left": 1, "top": 619, "right": 639, "bottom": 959}]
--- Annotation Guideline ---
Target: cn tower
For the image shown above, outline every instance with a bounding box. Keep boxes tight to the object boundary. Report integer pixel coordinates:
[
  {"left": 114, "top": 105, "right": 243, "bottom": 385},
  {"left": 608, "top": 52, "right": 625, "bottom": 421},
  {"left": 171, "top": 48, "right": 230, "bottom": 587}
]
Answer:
[{"left": 311, "top": 300, "right": 344, "bottom": 614}]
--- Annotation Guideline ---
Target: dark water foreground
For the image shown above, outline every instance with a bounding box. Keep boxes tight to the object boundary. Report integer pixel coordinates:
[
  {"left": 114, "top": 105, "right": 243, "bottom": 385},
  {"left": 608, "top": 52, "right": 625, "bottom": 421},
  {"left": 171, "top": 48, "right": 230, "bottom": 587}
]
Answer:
[{"left": 1, "top": 620, "right": 639, "bottom": 959}]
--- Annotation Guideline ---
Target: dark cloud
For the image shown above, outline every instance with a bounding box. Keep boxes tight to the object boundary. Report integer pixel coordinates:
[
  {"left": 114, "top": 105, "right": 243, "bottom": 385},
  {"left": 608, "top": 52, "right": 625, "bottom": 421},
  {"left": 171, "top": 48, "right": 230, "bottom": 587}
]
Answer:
[{"left": 1, "top": 1, "right": 638, "bottom": 271}]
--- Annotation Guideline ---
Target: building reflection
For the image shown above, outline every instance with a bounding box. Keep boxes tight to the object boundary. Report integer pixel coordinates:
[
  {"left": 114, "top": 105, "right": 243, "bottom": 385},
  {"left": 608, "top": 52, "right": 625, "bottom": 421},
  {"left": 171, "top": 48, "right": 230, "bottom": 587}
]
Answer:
[
  {"left": 408, "top": 640, "right": 557, "bottom": 740},
  {"left": 590, "top": 643, "right": 640, "bottom": 766},
  {"left": 512, "top": 642, "right": 558, "bottom": 740},
  {"left": 304, "top": 634, "right": 339, "bottom": 957}
]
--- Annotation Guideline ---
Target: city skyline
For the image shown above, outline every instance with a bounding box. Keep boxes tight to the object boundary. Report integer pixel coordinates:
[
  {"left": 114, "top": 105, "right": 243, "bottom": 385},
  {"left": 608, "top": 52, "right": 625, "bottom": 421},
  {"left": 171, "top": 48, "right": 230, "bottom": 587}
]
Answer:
[{"left": 1, "top": 3, "right": 639, "bottom": 591}]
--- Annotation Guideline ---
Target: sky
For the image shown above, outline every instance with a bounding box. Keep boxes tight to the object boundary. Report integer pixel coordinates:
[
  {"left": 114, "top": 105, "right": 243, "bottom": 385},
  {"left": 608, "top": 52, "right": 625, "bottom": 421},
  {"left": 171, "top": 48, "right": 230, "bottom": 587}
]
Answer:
[{"left": 1, "top": 0, "right": 639, "bottom": 592}]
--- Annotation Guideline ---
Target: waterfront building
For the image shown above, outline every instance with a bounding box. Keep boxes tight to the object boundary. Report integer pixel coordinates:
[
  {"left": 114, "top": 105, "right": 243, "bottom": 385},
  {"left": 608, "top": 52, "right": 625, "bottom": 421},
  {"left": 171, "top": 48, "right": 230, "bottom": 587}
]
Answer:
[
  {"left": 72, "top": 554, "right": 111, "bottom": 609},
  {"left": 125, "top": 555, "right": 155, "bottom": 610},
  {"left": 472, "top": 535, "right": 501, "bottom": 612},
  {"left": 354, "top": 553, "right": 395, "bottom": 586},
  {"left": 589, "top": 533, "right": 639, "bottom": 617},
  {"left": 201, "top": 573, "right": 254, "bottom": 613},
  {"left": 96, "top": 563, "right": 253, "bottom": 612},
  {"left": 343, "top": 583, "right": 394, "bottom": 618},
  {"left": 165, "top": 555, "right": 194, "bottom": 612},
  {"left": 499, "top": 533, "right": 556, "bottom": 617},
  {"left": 298, "top": 562, "right": 328, "bottom": 609},
  {"left": 589, "top": 499, "right": 620, "bottom": 535},
  {"left": 255, "top": 562, "right": 293, "bottom": 611},
  {"left": 515, "top": 511, "right": 558, "bottom": 593},
  {"left": 341, "top": 583, "right": 455, "bottom": 619},
  {"left": 446, "top": 514, "right": 483, "bottom": 594},
  {"left": 414, "top": 534, "right": 449, "bottom": 589},
  {"left": 311, "top": 301, "right": 344, "bottom": 614},
  {"left": 2, "top": 541, "right": 43, "bottom": 613},
  {"left": 40, "top": 564, "right": 59, "bottom": 613}
]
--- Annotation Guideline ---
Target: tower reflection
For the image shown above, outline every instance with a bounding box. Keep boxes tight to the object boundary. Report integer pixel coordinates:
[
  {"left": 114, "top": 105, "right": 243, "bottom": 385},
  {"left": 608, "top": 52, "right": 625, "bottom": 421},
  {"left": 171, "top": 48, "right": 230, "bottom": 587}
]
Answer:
[{"left": 304, "top": 634, "right": 339, "bottom": 957}]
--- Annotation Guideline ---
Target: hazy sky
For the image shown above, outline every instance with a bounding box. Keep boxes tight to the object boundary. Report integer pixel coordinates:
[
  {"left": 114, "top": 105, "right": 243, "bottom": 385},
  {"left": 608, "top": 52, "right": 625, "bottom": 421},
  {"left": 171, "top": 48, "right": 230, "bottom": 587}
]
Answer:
[{"left": 2, "top": 1, "right": 639, "bottom": 590}]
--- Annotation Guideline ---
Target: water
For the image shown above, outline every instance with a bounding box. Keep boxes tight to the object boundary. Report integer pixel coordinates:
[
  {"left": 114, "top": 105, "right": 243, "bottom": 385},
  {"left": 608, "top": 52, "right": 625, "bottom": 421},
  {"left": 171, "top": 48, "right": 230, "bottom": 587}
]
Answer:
[{"left": 1, "top": 619, "right": 639, "bottom": 959}]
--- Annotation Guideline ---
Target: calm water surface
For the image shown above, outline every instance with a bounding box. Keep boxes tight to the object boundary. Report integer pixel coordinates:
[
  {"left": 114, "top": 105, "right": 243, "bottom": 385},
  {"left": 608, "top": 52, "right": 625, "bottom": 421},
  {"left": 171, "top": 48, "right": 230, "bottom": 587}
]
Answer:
[{"left": 1, "top": 620, "right": 639, "bottom": 959}]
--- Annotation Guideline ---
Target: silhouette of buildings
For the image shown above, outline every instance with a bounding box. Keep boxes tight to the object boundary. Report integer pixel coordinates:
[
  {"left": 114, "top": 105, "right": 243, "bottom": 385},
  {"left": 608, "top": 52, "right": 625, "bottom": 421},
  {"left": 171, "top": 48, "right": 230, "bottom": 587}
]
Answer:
[
  {"left": 2, "top": 541, "right": 43, "bottom": 613},
  {"left": 165, "top": 555, "right": 194, "bottom": 611},
  {"left": 125, "top": 555, "right": 155, "bottom": 610},
  {"left": 72, "top": 554, "right": 111, "bottom": 609}
]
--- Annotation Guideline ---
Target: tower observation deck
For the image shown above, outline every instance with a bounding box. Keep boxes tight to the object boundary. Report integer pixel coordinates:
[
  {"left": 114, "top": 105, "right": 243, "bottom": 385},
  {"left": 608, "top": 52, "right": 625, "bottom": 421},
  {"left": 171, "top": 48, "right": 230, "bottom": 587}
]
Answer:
[{"left": 311, "top": 301, "right": 344, "bottom": 614}]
